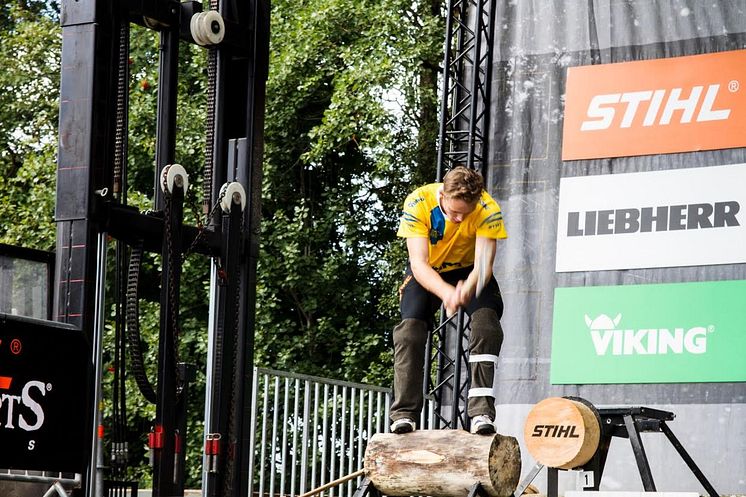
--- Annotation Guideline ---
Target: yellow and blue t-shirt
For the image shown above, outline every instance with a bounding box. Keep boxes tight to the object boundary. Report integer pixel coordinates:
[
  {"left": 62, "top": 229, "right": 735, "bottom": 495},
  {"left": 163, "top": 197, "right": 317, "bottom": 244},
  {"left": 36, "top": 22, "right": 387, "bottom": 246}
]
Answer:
[{"left": 397, "top": 183, "right": 507, "bottom": 273}]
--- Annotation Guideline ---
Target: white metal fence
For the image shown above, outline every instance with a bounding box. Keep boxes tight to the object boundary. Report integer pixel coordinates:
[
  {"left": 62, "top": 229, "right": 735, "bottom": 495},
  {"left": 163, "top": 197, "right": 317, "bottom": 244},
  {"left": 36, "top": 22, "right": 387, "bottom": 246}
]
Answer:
[
  {"left": 2, "top": 369, "right": 393, "bottom": 497},
  {"left": 0, "top": 470, "right": 80, "bottom": 496},
  {"left": 248, "top": 368, "right": 392, "bottom": 497}
]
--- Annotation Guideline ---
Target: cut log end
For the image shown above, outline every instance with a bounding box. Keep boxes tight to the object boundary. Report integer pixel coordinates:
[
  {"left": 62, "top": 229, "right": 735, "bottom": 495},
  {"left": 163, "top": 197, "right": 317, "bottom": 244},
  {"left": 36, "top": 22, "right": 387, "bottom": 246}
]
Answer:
[
  {"left": 488, "top": 433, "right": 522, "bottom": 496},
  {"left": 523, "top": 397, "right": 601, "bottom": 470}
]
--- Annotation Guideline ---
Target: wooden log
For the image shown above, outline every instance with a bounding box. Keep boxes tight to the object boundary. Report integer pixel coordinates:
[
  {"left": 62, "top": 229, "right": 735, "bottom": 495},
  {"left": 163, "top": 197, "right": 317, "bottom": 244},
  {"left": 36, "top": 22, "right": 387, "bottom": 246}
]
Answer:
[
  {"left": 364, "top": 429, "right": 521, "bottom": 497},
  {"left": 523, "top": 397, "right": 601, "bottom": 470}
]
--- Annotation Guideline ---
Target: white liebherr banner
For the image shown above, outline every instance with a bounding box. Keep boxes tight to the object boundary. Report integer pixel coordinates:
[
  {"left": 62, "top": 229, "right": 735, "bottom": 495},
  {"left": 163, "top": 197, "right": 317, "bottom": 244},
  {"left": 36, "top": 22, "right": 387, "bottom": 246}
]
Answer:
[{"left": 555, "top": 164, "right": 746, "bottom": 272}]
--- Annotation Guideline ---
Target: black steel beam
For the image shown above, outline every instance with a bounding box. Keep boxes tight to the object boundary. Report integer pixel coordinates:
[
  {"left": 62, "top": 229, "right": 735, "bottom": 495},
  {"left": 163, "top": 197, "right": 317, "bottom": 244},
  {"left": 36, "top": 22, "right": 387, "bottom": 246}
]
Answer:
[
  {"left": 55, "top": 1, "right": 270, "bottom": 495},
  {"left": 152, "top": 185, "right": 186, "bottom": 497},
  {"left": 125, "top": 0, "right": 181, "bottom": 27},
  {"left": 103, "top": 203, "right": 222, "bottom": 256},
  {"left": 153, "top": 24, "right": 180, "bottom": 210},
  {"left": 203, "top": 0, "right": 269, "bottom": 495},
  {"left": 57, "top": 2, "right": 122, "bottom": 495},
  {"left": 57, "top": 0, "right": 118, "bottom": 328},
  {"left": 623, "top": 414, "right": 656, "bottom": 491},
  {"left": 660, "top": 421, "right": 719, "bottom": 497},
  {"left": 581, "top": 433, "right": 612, "bottom": 491},
  {"left": 207, "top": 203, "right": 244, "bottom": 497},
  {"left": 547, "top": 467, "right": 559, "bottom": 497},
  {"left": 126, "top": 1, "right": 253, "bottom": 53},
  {"left": 174, "top": 363, "right": 196, "bottom": 496}
]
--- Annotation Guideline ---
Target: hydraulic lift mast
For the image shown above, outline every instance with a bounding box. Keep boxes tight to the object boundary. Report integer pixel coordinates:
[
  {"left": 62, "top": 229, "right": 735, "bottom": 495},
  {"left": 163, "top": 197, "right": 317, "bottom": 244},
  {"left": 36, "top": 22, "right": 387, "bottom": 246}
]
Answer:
[{"left": 54, "top": 1, "right": 269, "bottom": 496}]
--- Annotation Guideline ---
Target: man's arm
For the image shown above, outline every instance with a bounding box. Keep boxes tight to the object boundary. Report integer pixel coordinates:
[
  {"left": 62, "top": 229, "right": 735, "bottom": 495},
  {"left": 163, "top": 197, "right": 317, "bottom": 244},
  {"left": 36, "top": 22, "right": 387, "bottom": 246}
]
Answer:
[
  {"left": 459, "top": 236, "right": 496, "bottom": 304},
  {"left": 406, "top": 237, "right": 461, "bottom": 315}
]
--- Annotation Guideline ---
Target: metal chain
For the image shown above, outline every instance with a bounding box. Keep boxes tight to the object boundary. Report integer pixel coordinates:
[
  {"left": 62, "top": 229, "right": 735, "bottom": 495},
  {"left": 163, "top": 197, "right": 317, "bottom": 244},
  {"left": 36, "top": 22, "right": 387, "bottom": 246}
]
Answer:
[
  {"left": 126, "top": 242, "right": 158, "bottom": 404},
  {"left": 204, "top": 4, "right": 235, "bottom": 482},
  {"left": 162, "top": 173, "right": 185, "bottom": 396},
  {"left": 113, "top": 21, "right": 129, "bottom": 197},
  {"left": 202, "top": 0, "right": 220, "bottom": 213},
  {"left": 222, "top": 204, "right": 245, "bottom": 497},
  {"left": 183, "top": 186, "right": 227, "bottom": 260},
  {"left": 203, "top": 47, "right": 218, "bottom": 214}
]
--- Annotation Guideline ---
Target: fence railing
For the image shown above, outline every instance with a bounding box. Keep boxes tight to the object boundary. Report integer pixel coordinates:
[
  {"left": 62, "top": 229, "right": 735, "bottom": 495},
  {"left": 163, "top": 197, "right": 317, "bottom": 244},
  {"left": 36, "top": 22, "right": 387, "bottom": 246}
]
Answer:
[
  {"left": 248, "top": 368, "right": 392, "bottom": 497},
  {"left": 0, "top": 470, "right": 80, "bottom": 496},
  {"left": 1, "top": 369, "right": 399, "bottom": 497}
]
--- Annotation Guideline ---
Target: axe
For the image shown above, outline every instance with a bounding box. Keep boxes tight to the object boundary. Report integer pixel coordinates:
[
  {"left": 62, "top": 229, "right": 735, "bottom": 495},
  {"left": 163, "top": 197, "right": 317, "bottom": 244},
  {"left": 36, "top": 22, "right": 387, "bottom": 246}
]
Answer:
[
  {"left": 474, "top": 245, "right": 490, "bottom": 298},
  {"left": 460, "top": 247, "right": 490, "bottom": 300}
]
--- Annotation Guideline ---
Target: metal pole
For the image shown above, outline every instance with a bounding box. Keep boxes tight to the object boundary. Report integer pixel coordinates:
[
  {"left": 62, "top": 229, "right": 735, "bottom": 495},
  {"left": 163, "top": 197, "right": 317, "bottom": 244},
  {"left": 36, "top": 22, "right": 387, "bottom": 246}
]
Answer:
[
  {"left": 88, "top": 233, "right": 108, "bottom": 497},
  {"left": 451, "top": 310, "right": 465, "bottom": 428},
  {"left": 153, "top": 27, "right": 180, "bottom": 211},
  {"left": 152, "top": 182, "right": 185, "bottom": 497},
  {"left": 623, "top": 414, "right": 656, "bottom": 491},
  {"left": 247, "top": 369, "right": 261, "bottom": 496},
  {"left": 202, "top": 262, "right": 219, "bottom": 492},
  {"left": 466, "top": 0, "right": 486, "bottom": 171},
  {"left": 280, "top": 377, "right": 291, "bottom": 496},
  {"left": 437, "top": 0, "right": 458, "bottom": 181}
]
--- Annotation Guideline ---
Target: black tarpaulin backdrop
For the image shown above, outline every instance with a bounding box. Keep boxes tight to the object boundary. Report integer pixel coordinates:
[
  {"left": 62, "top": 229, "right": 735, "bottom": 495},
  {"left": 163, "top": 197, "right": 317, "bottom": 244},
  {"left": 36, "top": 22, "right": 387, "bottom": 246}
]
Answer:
[{"left": 486, "top": 1, "right": 745, "bottom": 492}]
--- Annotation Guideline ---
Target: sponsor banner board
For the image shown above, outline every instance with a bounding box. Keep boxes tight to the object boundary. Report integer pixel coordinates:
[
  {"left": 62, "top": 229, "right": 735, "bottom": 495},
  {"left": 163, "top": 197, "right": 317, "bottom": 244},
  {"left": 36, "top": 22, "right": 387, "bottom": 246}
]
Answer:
[
  {"left": 562, "top": 49, "right": 746, "bottom": 160},
  {"left": 0, "top": 315, "right": 90, "bottom": 473},
  {"left": 550, "top": 280, "right": 746, "bottom": 384},
  {"left": 555, "top": 164, "right": 746, "bottom": 272}
]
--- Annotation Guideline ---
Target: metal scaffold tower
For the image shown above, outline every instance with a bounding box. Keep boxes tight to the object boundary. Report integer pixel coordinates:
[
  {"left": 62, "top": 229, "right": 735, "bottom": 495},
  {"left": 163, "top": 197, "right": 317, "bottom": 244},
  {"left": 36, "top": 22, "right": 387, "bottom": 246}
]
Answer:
[
  {"left": 436, "top": 0, "right": 497, "bottom": 177},
  {"left": 427, "top": 0, "right": 497, "bottom": 430}
]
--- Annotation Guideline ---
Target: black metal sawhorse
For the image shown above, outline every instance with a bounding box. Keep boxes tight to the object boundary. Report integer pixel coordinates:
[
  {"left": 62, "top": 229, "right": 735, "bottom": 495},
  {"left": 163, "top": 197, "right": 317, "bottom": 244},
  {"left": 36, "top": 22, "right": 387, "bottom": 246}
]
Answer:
[{"left": 514, "top": 406, "right": 719, "bottom": 497}]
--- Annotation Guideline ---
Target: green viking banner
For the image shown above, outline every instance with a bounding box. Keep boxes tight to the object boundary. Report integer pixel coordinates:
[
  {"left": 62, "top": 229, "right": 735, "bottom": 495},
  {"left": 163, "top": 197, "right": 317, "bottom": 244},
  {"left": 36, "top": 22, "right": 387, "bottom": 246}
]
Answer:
[{"left": 551, "top": 280, "right": 746, "bottom": 384}]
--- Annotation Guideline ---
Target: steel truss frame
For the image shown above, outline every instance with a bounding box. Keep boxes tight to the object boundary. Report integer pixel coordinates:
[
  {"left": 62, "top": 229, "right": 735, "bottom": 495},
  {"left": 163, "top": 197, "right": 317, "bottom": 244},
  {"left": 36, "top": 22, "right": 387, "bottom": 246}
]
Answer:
[
  {"left": 427, "top": 0, "right": 497, "bottom": 430},
  {"left": 436, "top": 0, "right": 497, "bottom": 179}
]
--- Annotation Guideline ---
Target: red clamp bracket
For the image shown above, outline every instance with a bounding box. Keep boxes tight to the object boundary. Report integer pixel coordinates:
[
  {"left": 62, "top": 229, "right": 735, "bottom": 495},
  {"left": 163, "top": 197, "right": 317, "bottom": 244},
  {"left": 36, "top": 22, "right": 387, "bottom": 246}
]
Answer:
[
  {"left": 148, "top": 425, "right": 165, "bottom": 449},
  {"left": 205, "top": 433, "right": 222, "bottom": 473},
  {"left": 147, "top": 425, "right": 165, "bottom": 466}
]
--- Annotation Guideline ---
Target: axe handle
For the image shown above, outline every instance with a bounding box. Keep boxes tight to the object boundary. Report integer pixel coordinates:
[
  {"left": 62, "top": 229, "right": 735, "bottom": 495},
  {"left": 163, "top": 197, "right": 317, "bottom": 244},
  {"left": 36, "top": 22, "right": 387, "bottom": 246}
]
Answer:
[
  {"left": 299, "top": 469, "right": 365, "bottom": 497},
  {"left": 474, "top": 237, "right": 495, "bottom": 297}
]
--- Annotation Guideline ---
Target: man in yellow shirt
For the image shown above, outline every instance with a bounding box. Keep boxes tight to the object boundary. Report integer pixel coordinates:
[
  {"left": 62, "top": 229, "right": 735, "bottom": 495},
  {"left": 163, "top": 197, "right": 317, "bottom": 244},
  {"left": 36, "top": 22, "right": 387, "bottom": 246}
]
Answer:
[{"left": 391, "top": 166, "right": 507, "bottom": 435}]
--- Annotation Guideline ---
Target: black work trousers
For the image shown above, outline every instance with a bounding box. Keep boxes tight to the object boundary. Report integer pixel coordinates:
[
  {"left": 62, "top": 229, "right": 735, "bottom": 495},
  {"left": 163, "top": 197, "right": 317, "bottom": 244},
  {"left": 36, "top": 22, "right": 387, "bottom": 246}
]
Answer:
[{"left": 390, "top": 265, "right": 505, "bottom": 423}]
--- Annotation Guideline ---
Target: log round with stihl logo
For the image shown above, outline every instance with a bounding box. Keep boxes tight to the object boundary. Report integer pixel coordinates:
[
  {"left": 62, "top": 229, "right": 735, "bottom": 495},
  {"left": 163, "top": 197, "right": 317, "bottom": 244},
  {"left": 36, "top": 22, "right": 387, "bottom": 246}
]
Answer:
[
  {"left": 364, "top": 429, "right": 521, "bottom": 497},
  {"left": 523, "top": 397, "right": 601, "bottom": 469}
]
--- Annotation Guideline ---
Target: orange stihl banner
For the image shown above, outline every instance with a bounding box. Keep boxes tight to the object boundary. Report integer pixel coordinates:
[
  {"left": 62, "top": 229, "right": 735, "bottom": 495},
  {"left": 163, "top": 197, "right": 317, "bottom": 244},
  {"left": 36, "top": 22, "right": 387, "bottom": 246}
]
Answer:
[{"left": 562, "top": 50, "right": 746, "bottom": 160}]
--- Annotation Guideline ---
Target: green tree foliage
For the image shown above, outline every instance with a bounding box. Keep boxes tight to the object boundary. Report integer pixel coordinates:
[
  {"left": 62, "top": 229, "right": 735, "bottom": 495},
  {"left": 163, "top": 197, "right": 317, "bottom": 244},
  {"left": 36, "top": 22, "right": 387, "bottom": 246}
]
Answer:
[
  {"left": 258, "top": 0, "right": 443, "bottom": 383},
  {"left": 0, "top": 2, "right": 59, "bottom": 249},
  {"left": 0, "top": 0, "right": 443, "bottom": 487}
]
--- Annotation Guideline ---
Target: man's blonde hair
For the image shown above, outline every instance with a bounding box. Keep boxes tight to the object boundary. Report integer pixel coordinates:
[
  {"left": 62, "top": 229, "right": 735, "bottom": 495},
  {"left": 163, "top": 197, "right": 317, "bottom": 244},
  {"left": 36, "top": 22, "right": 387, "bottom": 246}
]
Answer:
[{"left": 442, "top": 166, "right": 484, "bottom": 204}]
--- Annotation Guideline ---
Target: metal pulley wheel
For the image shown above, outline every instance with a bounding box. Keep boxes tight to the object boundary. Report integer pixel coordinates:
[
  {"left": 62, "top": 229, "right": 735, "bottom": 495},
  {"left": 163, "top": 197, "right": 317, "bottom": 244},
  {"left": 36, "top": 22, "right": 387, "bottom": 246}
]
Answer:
[
  {"left": 190, "top": 10, "right": 225, "bottom": 46},
  {"left": 161, "top": 164, "right": 190, "bottom": 195},
  {"left": 219, "top": 182, "right": 247, "bottom": 213}
]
